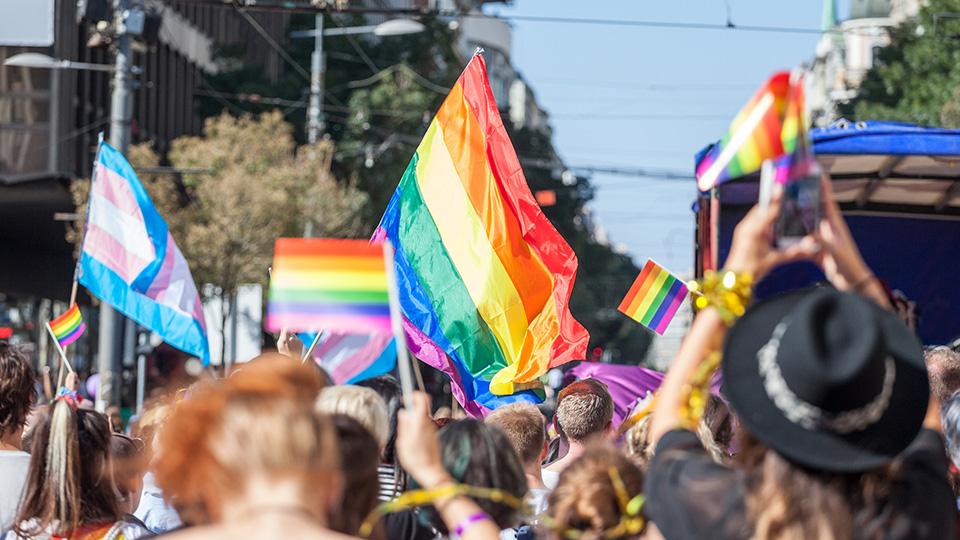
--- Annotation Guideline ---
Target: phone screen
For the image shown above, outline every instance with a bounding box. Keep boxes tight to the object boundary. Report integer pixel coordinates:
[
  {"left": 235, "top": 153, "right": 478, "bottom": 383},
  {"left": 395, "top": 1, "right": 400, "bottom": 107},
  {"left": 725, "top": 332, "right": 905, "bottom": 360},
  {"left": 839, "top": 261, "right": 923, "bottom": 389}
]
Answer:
[{"left": 775, "top": 173, "right": 821, "bottom": 246}]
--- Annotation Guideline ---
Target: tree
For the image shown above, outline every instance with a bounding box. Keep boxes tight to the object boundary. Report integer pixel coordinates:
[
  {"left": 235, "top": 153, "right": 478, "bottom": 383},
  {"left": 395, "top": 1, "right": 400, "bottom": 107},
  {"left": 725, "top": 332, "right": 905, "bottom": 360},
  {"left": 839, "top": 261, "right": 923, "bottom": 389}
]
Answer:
[
  {"left": 843, "top": 0, "right": 960, "bottom": 125},
  {"left": 70, "top": 111, "right": 371, "bottom": 355}
]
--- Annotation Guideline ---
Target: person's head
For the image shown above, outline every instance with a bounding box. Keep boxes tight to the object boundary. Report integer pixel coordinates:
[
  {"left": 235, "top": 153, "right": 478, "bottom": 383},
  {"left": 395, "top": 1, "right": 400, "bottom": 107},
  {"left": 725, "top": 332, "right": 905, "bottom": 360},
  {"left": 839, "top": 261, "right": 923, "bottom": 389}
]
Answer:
[
  {"left": 555, "top": 379, "right": 614, "bottom": 444},
  {"left": 327, "top": 414, "right": 382, "bottom": 538},
  {"left": 0, "top": 341, "right": 35, "bottom": 444},
  {"left": 110, "top": 434, "right": 145, "bottom": 514},
  {"left": 939, "top": 391, "right": 960, "bottom": 496},
  {"left": 547, "top": 444, "right": 645, "bottom": 540},
  {"left": 105, "top": 405, "right": 123, "bottom": 434},
  {"left": 721, "top": 288, "right": 928, "bottom": 538},
  {"left": 15, "top": 401, "right": 119, "bottom": 537},
  {"left": 355, "top": 375, "right": 403, "bottom": 464},
  {"left": 624, "top": 396, "right": 729, "bottom": 471},
  {"left": 314, "top": 385, "right": 389, "bottom": 449},
  {"left": 485, "top": 402, "right": 548, "bottom": 470},
  {"left": 155, "top": 356, "right": 338, "bottom": 525},
  {"left": 925, "top": 346, "right": 960, "bottom": 405},
  {"left": 427, "top": 419, "right": 528, "bottom": 533}
]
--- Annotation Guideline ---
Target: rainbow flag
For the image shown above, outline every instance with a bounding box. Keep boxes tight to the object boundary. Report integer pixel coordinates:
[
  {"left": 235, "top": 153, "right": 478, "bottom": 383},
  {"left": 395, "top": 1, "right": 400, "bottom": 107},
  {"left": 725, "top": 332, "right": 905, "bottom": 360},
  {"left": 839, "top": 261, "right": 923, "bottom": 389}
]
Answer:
[
  {"left": 265, "top": 239, "right": 392, "bottom": 334},
  {"left": 373, "top": 54, "right": 589, "bottom": 416},
  {"left": 49, "top": 303, "right": 85, "bottom": 347},
  {"left": 780, "top": 73, "right": 807, "bottom": 155},
  {"left": 696, "top": 72, "right": 790, "bottom": 191},
  {"left": 618, "top": 260, "right": 689, "bottom": 335}
]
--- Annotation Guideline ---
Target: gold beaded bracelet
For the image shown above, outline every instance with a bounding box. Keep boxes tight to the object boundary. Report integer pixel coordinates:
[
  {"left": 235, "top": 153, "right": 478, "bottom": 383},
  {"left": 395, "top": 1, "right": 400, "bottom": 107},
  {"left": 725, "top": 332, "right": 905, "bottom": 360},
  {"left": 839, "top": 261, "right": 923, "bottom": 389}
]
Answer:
[{"left": 689, "top": 269, "right": 754, "bottom": 326}]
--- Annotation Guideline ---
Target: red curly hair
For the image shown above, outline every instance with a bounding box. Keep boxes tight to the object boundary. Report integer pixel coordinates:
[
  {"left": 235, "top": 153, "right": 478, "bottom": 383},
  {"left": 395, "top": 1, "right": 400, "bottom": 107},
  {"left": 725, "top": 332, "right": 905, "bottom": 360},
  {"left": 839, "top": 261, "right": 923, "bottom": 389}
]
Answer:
[{"left": 154, "top": 354, "right": 337, "bottom": 525}]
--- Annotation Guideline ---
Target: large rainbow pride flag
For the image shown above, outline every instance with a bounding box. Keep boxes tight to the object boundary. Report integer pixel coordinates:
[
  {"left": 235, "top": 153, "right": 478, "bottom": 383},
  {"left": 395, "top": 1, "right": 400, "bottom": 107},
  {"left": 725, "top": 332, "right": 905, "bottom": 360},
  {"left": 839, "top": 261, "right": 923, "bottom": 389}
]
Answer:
[{"left": 373, "top": 54, "right": 589, "bottom": 415}]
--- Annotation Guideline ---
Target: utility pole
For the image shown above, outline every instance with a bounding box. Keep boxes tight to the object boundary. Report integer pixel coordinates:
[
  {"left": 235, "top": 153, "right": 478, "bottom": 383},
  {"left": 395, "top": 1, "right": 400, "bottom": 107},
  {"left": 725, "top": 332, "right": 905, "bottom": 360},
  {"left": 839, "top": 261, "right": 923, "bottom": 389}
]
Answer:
[
  {"left": 306, "top": 13, "right": 325, "bottom": 146},
  {"left": 96, "top": 0, "right": 134, "bottom": 412}
]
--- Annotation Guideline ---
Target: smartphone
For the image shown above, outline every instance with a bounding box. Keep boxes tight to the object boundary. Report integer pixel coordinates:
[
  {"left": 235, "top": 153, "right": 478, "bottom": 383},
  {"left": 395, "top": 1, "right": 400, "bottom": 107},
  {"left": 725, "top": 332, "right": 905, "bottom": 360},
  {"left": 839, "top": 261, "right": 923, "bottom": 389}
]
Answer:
[{"left": 775, "top": 163, "right": 821, "bottom": 247}]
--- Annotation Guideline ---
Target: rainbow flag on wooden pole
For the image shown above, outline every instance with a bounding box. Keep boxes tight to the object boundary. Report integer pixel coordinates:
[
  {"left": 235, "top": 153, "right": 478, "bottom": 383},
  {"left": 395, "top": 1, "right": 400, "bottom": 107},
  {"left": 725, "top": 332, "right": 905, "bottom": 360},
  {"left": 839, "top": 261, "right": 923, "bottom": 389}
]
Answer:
[
  {"left": 265, "top": 238, "right": 417, "bottom": 401},
  {"left": 618, "top": 260, "right": 691, "bottom": 335},
  {"left": 372, "top": 52, "right": 589, "bottom": 415},
  {"left": 45, "top": 303, "right": 84, "bottom": 373}
]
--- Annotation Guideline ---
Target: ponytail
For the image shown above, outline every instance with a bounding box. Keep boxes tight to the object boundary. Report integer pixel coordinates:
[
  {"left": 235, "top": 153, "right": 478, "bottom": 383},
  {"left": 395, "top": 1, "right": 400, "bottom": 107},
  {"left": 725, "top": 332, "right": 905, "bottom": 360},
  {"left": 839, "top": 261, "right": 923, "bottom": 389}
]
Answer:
[
  {"left": 46, "top": 399, "right": 82, "bottom": 529},
  {"left": 14, "top": 402, "right": 120, "bottom": 537}
]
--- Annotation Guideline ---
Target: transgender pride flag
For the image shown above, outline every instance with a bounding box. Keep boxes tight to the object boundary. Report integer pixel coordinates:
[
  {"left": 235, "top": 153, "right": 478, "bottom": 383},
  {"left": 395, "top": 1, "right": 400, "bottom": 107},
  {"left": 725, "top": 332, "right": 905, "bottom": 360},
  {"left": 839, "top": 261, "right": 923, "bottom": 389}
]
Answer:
[{"left": 78, "top": 140, "right": 210, "bottom": 363}]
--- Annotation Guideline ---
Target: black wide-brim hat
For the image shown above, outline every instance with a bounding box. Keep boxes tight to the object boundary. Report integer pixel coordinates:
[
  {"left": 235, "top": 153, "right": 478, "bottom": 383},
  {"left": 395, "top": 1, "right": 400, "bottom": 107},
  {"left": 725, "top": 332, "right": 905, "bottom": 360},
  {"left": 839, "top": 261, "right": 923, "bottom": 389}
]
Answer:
[{"left": 723, "top": 287, "right": 928, "bottom": 473}]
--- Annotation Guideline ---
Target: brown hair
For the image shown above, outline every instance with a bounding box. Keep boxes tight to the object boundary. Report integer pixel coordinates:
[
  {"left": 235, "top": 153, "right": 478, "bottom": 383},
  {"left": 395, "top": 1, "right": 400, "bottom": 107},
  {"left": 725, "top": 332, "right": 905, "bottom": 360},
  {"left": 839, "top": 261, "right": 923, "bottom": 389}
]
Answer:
[
  {"left": 485, "top": 402, "right": 546, "bottom": 466},
  {"left": 110, "top": 434, "right": 145, "bottom": 506},
  {"left": 14, "top": 402, "right": 120, "bottom": 537},
  {"left": 736, "top": 431, "right": 900, "bottom": 540},
  {"left": 154, "top": 355, "right": 337, "bottom": 525},
  {"left": 925, "top": 346, "right": 960, "bottom": 404},
  {"left": 547, "top": 444, "right": 645, "bottom": 540},
  {"left": 0, "top": 341, "right": 35, "bottom": 438},
  {"left": 555, "top": 379, "right": 614, "bottom": 443},
  {"left": 327, "top": 414, "right": 382, "bottom": 538}
]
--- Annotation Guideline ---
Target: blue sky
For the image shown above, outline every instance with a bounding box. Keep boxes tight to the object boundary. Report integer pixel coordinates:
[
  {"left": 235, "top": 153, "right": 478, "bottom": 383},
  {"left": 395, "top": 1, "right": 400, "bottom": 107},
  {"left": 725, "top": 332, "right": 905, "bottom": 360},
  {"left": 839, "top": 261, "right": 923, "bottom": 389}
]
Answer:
[{"left": 483, "top": 0, "right": 851, "bottom": 274}]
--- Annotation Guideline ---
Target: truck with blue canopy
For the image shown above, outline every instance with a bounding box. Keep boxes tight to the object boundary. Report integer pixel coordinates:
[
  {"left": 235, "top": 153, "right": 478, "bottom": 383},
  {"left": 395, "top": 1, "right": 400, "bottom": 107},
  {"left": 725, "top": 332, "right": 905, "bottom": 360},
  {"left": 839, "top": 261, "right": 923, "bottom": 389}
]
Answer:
[{"left": 695, "top": 119, "right": 960, "bottom": 346}]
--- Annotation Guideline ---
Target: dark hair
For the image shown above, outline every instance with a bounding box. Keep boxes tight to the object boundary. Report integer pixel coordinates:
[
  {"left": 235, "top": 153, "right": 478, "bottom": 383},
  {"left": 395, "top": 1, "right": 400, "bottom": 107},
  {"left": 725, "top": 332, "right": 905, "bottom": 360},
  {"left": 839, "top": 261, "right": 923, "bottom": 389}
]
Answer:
[
  {"left": 426, "top": 419, "right": 528, "bottom": 533},
  {"left": 355, "top": 375, "right": 402, "bottom": 463},
  {"left": 15, "top": 402, "right": 121, "bottom": 537},
  {"left": 328, "top": 414, "right": 382, "bottom": 538},
  {"left": 0, "top": 341, "right": 35, "bottom": 438}
]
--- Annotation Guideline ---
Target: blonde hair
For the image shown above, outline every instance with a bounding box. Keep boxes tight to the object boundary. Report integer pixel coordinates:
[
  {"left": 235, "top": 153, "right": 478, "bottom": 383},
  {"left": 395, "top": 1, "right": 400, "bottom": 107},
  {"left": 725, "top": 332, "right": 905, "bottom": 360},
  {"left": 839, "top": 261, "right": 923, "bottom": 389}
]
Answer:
[
  {"left": 623, "top": 413, "right": 728, "bottom": 470},
  {"left": 315, "top": 385, "right": 389, "bottom": 448},
  {"left": 485, "top": 402, "right": 546, "bottom": 465}
]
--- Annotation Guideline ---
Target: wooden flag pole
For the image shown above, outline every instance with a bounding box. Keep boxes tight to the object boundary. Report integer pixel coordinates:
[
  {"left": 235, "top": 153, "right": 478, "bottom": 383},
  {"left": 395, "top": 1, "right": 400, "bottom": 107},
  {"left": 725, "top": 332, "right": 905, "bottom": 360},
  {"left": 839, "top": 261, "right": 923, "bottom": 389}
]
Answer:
[
  {"left": 45, "top": 322, "right": 75, "bottom": 375},
  {"left": 69, "top": 280, "right": 79, "bottom": 307},
  {"left": 302, "top": 330, "right": 324, "bottom": 364},
  {"left": 382, "top": 241, "right": 416, "bottom": 408}
]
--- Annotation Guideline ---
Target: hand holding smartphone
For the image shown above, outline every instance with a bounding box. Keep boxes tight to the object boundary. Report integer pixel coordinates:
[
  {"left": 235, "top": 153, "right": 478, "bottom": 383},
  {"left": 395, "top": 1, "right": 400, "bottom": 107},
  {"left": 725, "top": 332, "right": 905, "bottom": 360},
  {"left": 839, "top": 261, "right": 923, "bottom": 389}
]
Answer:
[{"left": 759, "top": 156, "right": 822, "bottom": 247}]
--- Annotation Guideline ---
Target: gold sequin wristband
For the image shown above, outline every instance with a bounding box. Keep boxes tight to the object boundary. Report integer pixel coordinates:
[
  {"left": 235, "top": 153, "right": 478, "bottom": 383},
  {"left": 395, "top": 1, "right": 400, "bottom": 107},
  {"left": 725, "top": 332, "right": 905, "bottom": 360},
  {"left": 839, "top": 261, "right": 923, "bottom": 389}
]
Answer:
[{"left": 689, "top": 269, "right": 754, "bottom": 326}]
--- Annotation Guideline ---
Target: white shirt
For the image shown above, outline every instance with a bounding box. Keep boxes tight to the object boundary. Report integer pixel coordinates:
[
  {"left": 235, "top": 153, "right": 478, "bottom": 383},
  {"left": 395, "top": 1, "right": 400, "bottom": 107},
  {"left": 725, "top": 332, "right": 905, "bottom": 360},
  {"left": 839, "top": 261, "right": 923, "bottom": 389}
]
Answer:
[
  {"left": 540, "top": 469, "right": 560, "bottom": 491},
  {"left": 0, "top": 451, "right": 30, "bottom": 531}
]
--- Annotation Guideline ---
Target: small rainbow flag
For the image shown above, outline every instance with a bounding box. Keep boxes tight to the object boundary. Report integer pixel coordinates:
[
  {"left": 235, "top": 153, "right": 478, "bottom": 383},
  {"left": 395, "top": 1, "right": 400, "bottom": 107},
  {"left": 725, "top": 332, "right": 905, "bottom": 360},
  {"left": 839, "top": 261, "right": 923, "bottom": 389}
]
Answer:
[
  {"left": 49, "top": 303, "right": 85, "bottom": 347},
  {"left": 265, "top": 239, "right": 392, "bottom": 334},
  {"left": 696, "top": 72, "right": 790, "bottom": 191},
  {"left": 618, "top": 260, "right": 689, "bottom": 335}
]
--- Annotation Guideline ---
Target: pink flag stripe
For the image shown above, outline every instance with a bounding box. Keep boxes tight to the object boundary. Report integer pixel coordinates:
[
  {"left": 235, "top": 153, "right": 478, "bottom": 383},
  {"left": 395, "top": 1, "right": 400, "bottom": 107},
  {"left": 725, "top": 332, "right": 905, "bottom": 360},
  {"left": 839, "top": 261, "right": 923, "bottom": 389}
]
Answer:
[
  {"left": 93, "top": 165, "right": 146, "bottom": 219},
  {"left": 653, "top": 284, "right": 688, "bottom": 335},
  {"left": 323, "top": 333, "right": 394, "bottom": 383},
  {"left": 58, "top": 323, "right": 86, "bottom": 347},
  {"left": 82, "top": 223, "right": 153, "bottom": 285}
]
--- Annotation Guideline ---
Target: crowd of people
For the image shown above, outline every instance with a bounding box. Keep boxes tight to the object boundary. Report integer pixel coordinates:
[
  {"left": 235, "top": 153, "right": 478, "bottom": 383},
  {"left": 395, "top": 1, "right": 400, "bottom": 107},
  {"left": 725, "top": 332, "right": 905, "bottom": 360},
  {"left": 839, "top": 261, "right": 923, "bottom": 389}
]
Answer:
[{"left": 1, "top": 176, "right": 959, "bottom": 540}]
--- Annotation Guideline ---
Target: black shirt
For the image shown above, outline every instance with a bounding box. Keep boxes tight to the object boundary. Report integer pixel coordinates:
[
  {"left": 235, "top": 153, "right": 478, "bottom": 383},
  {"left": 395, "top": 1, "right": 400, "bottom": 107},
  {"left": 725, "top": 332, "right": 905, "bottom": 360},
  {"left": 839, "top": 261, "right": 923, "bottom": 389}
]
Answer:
[{"left": 644, "top": 428, "right": 957, "bottom": 540}]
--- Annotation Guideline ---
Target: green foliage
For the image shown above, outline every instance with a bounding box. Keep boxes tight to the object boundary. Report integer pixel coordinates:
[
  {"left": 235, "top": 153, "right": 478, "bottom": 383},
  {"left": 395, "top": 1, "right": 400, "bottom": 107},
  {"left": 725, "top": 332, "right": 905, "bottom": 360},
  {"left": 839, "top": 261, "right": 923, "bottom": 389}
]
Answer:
[{"left": 844, "top": 0, "right": 960, "bottom": 125}]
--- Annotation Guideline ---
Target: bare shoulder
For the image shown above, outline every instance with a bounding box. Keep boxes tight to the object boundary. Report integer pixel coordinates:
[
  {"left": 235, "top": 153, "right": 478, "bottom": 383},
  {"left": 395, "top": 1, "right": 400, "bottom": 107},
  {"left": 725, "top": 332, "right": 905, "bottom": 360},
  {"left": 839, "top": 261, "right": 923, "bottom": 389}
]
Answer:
[{"left": 157, "top": 523, "right": 360, "bottom": 540}]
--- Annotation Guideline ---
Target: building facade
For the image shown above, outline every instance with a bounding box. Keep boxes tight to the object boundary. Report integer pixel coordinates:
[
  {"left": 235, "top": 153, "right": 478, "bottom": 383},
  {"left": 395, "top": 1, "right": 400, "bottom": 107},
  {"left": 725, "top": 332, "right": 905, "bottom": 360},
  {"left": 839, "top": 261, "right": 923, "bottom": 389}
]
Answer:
[{"left": 807, "top": 0, "right": 921, "bottom": 126}]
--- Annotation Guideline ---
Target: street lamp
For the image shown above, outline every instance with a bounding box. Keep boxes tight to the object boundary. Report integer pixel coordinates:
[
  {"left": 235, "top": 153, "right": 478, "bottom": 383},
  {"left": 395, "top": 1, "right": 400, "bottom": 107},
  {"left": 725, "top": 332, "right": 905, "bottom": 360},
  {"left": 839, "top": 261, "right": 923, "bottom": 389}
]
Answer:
[
  {"left": 4, "top": 0, "right": 139, "bottom": 413},
  {"left": 4, "top": 52, "right": 116, "bottom": 72},
  {"left": 291, "top": 18, "right": 426, "bottom": 145}
]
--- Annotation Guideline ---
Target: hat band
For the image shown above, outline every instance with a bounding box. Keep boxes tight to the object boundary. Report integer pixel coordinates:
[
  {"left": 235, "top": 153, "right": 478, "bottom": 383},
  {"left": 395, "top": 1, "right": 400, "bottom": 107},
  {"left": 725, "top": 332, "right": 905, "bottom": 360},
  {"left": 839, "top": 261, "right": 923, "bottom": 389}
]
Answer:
[{"left": 757, "top": 320, "right": 896, "bottom": 434}]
